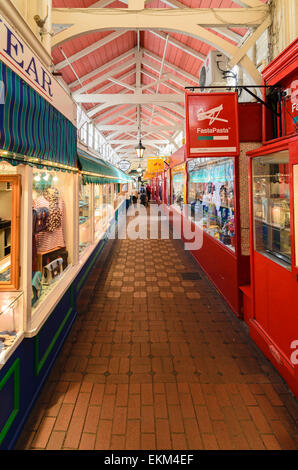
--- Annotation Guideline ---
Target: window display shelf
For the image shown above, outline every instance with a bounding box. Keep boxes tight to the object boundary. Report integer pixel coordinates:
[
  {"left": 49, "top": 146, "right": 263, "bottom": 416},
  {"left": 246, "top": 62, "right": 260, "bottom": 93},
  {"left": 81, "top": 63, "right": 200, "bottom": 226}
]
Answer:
[{"left": 254, "top": 217, "right": 291, "bottom": 231}]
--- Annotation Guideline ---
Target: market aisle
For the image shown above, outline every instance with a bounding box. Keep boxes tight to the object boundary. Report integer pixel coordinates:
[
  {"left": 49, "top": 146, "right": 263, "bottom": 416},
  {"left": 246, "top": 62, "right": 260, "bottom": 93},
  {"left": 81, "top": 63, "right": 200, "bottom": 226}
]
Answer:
[{"left": 16, "top": 207, "right": 298, "bottom": 450}]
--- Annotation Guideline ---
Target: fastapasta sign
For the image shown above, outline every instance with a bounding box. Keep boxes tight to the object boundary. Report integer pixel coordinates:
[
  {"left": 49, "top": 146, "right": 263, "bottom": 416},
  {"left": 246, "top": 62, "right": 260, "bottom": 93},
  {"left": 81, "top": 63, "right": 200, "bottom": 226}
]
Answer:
[
  {"left": 185, "top": 92, "right": 239, "bottom": 157},
  {"left": 0, "top": 14, "right": 76, "bottom": 124}
]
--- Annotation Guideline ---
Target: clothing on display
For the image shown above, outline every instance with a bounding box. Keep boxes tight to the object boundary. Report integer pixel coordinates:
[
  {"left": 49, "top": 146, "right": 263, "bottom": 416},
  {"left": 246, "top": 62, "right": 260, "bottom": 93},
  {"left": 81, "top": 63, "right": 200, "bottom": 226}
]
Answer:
[
  {"left": 33, "top": 188, "right": 65, "bottom": 252},
  {"left": 32, "top": 183, "right": 68, "bottom": 307}
]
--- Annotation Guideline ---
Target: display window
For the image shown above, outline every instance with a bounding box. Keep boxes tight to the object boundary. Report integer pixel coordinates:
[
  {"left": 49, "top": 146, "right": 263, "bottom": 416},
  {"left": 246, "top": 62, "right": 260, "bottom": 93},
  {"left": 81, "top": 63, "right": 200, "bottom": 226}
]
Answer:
[
  {"left": 0, "top": 175, "right": 20, "bottom": 290},
  {"left": 114, "top": 183, "right": 124, "bottom": 209},
  {"left": 188, "top": 157, "right": 235, "bottom": 251},
  {"left": 100, "top": 183, "right": 114, "bottom": 228},
  {"left": 94, "top": 184, "right": 109, "bottom": 240},
  {"left": 32, "top": 169, "right": 71, "bottom": 308},
  {"left": 172, "top": 173, "right": 185, "bottom": 209},
  {"left": 79, "top": 177, "right": 92, "bottom": 255},
  {"left": 166, "top": 175, "right": 170, "bottom": 206},
  {"left": 108, "top": 183, "right": 113, "bottom": 207},
  {"left": 158, "top": 178, "right": 163, "bottom": 202},
  {"left": 252, "top": 152, "right": 291, "bottom": 267}
]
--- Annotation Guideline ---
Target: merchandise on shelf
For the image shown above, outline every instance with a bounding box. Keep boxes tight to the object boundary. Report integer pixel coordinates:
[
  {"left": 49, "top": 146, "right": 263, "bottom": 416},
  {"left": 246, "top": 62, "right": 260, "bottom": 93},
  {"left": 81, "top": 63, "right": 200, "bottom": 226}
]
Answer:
[
  {"left": 172, "top": 172, "right": 185, "bottom": 209},
  {"left": 188, "top": 157, "right": 235, "bottom": 251}
]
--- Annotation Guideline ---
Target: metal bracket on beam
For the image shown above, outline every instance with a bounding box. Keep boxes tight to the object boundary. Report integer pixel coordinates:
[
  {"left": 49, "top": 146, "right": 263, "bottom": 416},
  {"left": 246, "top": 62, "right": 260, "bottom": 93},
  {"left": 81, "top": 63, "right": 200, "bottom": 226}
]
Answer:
[{"left": 185, "top": 85, "right": 282, "bottom": 118}]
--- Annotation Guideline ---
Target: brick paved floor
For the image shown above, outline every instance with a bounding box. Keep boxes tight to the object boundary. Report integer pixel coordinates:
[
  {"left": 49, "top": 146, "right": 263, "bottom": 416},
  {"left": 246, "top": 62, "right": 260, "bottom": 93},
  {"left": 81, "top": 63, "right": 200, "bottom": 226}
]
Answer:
[{"left": 16, "top": 207, "right": 298, "bottom": 450}]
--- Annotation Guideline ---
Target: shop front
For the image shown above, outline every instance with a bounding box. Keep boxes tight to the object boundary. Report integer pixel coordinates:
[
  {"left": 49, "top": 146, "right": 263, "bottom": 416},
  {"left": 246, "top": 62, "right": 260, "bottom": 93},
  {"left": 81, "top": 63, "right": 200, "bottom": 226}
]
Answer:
[
  {"left": 247, "top": 38, "right": 298, "bottom": 397},
  {"left": 165, "top": 95, "right": 260, "bottom": 316},
  {"left": 0, "top": 13, "right": 133, "bottom": 448}
]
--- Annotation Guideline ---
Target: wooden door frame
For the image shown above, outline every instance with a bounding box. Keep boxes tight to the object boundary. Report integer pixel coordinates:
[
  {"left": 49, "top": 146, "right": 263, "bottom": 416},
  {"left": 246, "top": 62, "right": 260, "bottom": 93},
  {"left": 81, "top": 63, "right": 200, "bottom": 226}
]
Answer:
[{"left": 0, "top": 175, "right": 21, "bottom": 291}]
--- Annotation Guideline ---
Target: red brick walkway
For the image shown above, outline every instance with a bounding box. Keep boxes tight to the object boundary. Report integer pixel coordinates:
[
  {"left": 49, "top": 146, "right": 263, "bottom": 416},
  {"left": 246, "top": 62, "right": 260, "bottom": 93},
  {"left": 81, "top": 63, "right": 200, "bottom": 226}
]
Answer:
[{"left": 17, "top": 208, "right": 298, "bottom": 450}]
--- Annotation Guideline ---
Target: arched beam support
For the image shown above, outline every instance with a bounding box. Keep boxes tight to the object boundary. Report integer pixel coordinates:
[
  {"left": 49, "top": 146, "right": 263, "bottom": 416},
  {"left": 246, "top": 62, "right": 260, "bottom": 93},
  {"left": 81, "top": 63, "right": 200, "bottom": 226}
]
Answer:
[{"left": 51, "top": 7, "right": 270, "bottom": 85}]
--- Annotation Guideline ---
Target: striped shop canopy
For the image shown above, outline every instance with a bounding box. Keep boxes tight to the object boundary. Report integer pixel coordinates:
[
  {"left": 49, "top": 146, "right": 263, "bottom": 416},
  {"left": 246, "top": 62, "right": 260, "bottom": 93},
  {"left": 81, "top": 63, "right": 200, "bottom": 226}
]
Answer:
[
  {"left": 0, "top": 61, "right": 77, "bottom": 171},
  {"left": 78, "top": 148, "right": 133, "bottom": 184}
]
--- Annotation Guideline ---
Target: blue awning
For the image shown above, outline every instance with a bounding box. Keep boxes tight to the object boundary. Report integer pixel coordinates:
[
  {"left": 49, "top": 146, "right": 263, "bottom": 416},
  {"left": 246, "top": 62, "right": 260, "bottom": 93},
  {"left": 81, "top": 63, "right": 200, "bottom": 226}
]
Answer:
[
  {"left": 0, "top": 60, "right": 77, "bottom": 170},
  {"left": 78, "top": 148, "right": 133, "bottom": 184}
]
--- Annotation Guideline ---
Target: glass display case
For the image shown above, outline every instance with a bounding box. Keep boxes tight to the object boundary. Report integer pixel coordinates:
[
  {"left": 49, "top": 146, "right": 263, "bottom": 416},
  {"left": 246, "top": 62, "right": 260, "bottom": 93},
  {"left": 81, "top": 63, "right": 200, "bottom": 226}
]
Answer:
[
  {"left": 0, "top": 291, "right": 23, "bottom": 363},
  {"left": 94, "top": 184, "right": 105, "bottom": 240},
  {"left": 79, "top": 177, "right": 92, "bottom": 255},
  {"left": 188, "top": 157, "right": 235, "bottom": 251},
  {"left": 172, "top": 173, "right": 185, "bottom": 209},
  {"left": 114, "top": 183, "right": 125, "bottom": 210},
  {"left": 32, "top": 169, "right": 70, "bottom": 308},
  {"left": 252, "top": 152, "right": 291, "bottom": 266}
]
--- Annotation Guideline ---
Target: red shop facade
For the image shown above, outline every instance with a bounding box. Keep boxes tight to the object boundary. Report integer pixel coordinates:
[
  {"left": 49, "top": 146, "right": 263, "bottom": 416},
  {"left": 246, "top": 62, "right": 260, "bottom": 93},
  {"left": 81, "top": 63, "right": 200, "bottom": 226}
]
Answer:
[
  {"left": 171, "top": 92, "right": 262, "bottom": 317},
  {"left": 246, "top": 38, "right": 298, "bottom": 397}
]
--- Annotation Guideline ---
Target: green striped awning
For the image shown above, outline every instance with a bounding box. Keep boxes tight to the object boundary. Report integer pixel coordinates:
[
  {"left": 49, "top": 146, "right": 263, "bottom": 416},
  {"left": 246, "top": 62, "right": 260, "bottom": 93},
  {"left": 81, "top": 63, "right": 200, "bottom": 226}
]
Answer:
[
  {"left": 0, "top": 60, "right": 77, "bottom": 170},
  {"left": 78, "top": 149, "right": 133, "bottom": 184}
]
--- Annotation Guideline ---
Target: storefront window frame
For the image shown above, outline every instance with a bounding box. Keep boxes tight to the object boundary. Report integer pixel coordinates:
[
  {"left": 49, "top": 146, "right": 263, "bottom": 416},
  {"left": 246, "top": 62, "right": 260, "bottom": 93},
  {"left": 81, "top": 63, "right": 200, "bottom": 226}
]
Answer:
[
  {"left": 0, "top": 174, "right": 21, "bottom": 291},
  {"left": 79, "top": 176, "right": 94, "bottom": 257},
  {"left": 187, "top": 157, "right": 236, "bottom": 252},
  {"left": 252, "top": 151, "right": 291, "bottom": 269}
]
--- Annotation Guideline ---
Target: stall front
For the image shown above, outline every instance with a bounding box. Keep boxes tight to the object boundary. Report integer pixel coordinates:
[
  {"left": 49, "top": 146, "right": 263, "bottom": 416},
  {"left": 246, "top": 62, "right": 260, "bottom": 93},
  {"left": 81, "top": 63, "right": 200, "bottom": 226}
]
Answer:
[
  {"left": 0, "top": 48, "right": 79, "bottom": 448},
  {"left": 165, "top": 95, "right": 260, "bottom": 316},
  {"left": 77, "top": 147, "right": 132, "bottom": 255},
  {"left": 0, "top": 12, "right": 133, "bottom": 446},
  {"left": 247, "top": 38, "right": 298, "bottom": 396}
]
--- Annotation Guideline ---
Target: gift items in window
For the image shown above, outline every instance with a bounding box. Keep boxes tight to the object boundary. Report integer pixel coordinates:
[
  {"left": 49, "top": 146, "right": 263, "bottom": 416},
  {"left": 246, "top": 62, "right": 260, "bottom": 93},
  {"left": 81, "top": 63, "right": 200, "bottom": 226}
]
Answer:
[
  {"left": 188, "top": 157, "right": 235, "bottom": 251},
  {"left": 172, "top": 173, "right": 185, "bottom": 209},
  {"left": 32, "top": 171, "right": 69, "bottom": 308}
]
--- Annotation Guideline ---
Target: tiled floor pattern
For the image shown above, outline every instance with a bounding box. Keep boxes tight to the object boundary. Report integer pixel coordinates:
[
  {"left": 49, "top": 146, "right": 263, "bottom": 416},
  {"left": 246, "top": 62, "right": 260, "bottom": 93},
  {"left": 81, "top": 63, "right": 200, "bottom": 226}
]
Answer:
[{"left": 17, "top": 208, "right": 298, "bottom": 450}]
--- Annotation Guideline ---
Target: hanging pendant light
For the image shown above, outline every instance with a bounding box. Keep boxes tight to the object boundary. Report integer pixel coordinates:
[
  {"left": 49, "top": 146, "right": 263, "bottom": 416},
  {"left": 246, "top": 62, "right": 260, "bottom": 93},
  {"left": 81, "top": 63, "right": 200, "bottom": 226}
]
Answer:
[{"left": 135, "top": 138, "right": 146, "bottom": 159}]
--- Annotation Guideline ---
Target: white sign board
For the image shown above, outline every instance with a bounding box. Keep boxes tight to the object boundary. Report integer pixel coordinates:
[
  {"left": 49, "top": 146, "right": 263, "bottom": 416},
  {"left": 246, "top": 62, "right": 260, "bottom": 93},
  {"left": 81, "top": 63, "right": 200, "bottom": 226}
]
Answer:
[
  {"left": 119, "top": 160, "right": 131, "bottom": 172},
  {"left": 0, "top": 14, "right": 76, "bottom": 125}
]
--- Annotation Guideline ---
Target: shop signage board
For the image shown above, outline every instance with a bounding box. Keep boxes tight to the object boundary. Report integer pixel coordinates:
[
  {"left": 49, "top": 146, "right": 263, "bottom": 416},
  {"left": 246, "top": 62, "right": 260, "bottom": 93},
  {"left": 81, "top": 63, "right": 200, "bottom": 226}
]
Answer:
[
  {"left": 143, "top": 170, "right": 155, "bottom": 179},
  {"left": 285, "top": 93, "right": 298, "bottom": 136},
  {"left": 172, "top": 163, "right": 185, "bottom": 175},
  {"left": 0, "top": 14, "right": 76, "bottom": 125},
  {"left": 147, "top": 158, "right": 165, "bottom": 173},
  {"left": 118, "top": 160, "right": 131, "bottom": 172},
  {"left": 185, "top": 92, "right": 239, "bottom": 157}
]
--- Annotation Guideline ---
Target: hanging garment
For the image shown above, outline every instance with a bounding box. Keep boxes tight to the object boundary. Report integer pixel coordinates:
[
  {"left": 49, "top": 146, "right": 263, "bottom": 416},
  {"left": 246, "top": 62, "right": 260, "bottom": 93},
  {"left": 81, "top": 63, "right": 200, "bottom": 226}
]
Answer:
[
  {"left": 43, "top": 188, "right": 62, "bottom": 232},
  {"left": 33, "top": 194, "right": 65, "bottom": 252}
]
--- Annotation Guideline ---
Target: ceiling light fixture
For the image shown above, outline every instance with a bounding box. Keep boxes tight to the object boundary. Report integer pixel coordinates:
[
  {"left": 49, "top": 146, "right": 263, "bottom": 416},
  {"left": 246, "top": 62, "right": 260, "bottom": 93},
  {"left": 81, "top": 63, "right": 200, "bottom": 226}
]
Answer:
[{"left": 135, "top": 138, "right": 146, "bottom": 159}]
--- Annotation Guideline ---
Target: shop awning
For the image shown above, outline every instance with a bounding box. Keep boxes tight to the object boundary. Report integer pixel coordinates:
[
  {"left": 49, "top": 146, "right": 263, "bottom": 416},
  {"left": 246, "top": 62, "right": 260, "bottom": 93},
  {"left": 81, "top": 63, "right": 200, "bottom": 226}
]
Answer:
[
  {"left": 78, "top": 149, "right": 133, "bottom": 184},
  {"left": 0, "top": 61, "right": 77, "bottom": 171}
]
